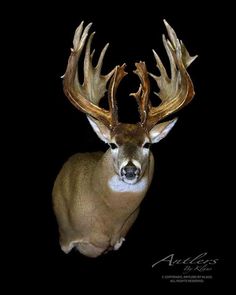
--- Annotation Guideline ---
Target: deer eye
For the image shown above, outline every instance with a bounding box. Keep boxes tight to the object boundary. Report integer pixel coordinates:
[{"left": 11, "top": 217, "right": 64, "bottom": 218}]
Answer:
[
  {"left": 143, "top": 142, "right": 151, "bottom": 149},
  {"left": 110, "top": 143, "right": 118, "bottom": 150}
]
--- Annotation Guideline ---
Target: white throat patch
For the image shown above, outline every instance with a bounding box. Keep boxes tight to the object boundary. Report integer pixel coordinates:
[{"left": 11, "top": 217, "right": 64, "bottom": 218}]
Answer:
[{"left": 108, "top": 175, "right": 147, "bottom": 193}]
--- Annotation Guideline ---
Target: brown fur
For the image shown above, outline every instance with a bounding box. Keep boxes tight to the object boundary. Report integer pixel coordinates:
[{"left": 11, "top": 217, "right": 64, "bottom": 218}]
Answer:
[
  {"left": 112, "top": 124, "right": 148, "bottom": 146},
  {"left": 52, "top": 149, "right": 154, "bottom": 257}
]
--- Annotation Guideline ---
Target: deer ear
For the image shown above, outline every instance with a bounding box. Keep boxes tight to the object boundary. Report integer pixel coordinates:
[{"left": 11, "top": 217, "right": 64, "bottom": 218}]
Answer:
[
  {"left": 87, "top": 116, "right": 111, "bottom": 143},
  {"left": 149, "top": 118, "right": 178, "bottom": 143}
]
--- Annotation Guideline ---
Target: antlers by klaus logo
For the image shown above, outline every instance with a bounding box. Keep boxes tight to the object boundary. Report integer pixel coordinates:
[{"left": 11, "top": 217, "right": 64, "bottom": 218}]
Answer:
[
  {"left": 152, "top": 252, "right": 219, "bottom": 279},
  {"left": 52, "top": 20, "right": 197, "bottom": 257}
]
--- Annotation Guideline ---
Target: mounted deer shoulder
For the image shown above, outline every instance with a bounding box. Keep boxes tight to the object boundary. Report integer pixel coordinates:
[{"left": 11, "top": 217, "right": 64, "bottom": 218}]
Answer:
[{"left": 52, "top": 20, "right": 197, "bottom": 257}]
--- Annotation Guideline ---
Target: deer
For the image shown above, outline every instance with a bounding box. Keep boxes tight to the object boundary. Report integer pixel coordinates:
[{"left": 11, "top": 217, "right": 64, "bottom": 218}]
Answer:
[{"left": 52, "top": 20, "right": 197, "bottom": 258}]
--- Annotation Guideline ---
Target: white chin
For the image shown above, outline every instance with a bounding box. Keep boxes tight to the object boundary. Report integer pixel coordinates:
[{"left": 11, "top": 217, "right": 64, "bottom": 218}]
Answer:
[{"left": 121, "top": 177, "right": 138, "bottom": 185}]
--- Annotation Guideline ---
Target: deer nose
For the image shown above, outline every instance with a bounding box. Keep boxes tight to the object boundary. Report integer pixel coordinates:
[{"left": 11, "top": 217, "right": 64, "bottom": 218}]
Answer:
[{"left": 121, "top": 162, "right": 140, "bottom": 180}]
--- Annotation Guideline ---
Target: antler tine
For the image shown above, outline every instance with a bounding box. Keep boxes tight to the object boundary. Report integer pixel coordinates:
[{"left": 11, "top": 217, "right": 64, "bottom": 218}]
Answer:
[
  {"left": 130, "top": 62, "right": 150, "bottom": 126},
  {"left": 83, "top": 32, "right": 115, "bottom": 105},
  {"left": 63, "top": 21, "right": 118, "bottom": 129},
  {"left": 145, "top": 20, "right": 198, "bottom": 130},
  {"left": 108, "top": 64, "right": 128, "bottom": 126}
]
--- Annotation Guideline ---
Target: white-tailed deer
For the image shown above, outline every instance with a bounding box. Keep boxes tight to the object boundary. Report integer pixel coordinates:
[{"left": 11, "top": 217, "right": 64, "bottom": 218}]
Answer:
[{"left": 53, "top": 20, "right": 197, "bottom": 257}]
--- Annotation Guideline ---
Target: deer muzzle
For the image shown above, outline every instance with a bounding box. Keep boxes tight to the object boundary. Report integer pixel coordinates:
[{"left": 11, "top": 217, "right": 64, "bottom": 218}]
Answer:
[{"left": 120, "top": 161, "right": 141, "bottom": 183}]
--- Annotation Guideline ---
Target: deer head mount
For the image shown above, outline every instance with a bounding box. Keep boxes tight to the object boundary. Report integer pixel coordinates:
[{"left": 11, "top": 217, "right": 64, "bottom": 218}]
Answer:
[{"left": 53, "top": 20, "right": 197, "bottom": 257}]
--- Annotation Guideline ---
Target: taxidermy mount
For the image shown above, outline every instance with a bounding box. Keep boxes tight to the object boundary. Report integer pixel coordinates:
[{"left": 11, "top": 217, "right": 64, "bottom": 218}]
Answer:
[{"left": 52, "top": 20, "right": 197, "bottom": 257}]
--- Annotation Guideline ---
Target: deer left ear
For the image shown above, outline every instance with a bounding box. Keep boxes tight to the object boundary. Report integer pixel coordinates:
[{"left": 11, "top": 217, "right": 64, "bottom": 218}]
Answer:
[
  {"left": 149, "top": 118, "right": 178, "bottom": 143},
  {"left": 87, "top": 116, "right": 111, "bottom": 143}
]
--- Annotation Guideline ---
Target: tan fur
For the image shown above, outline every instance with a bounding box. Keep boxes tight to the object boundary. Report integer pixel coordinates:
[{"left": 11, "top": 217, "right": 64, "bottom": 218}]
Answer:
[{"left": 52, "top": 150, "right": 154, "bottom": 257}]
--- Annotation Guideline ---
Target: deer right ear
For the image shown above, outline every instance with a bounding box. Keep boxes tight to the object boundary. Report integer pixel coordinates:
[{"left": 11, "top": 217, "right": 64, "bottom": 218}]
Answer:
[
  {"left": 149, "top": 118, "right": 178, "bottom": 143},
  {"left": 87, "top": 116, "right": 111, "bottom": 143}
]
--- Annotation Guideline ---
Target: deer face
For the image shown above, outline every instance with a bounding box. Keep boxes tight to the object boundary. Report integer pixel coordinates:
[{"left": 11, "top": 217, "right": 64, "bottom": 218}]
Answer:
[
  {"left": 110, "top": 124, "right": 150, "bottom": 184},
  {"left": 88, "top": 117, "right": 177, "bottom": 184}
]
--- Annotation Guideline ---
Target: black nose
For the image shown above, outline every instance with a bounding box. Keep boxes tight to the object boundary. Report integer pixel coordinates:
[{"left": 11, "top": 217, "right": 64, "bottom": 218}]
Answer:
[{"left": 121, "top": 162, "right": 140, "bottom": 180}]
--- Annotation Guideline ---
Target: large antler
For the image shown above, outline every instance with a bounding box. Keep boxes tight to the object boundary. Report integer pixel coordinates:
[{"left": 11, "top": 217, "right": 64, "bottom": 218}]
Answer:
[
  {"left": 63, "top": 21, "right": 127, "bottom": 129},
  {"left": 132, "top": 20, "right": 197, "bottom": 130}
]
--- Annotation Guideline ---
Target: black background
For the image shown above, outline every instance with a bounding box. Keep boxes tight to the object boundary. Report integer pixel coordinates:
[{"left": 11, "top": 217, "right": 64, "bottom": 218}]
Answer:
[{"left": 10, "top": 0, "right": 231, "bottom": 291}]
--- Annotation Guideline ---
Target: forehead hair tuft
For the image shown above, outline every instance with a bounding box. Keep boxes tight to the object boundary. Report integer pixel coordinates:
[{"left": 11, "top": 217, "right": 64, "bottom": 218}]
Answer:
[{"left": 112, "top": 123, "right": 148, "bottom": 146}]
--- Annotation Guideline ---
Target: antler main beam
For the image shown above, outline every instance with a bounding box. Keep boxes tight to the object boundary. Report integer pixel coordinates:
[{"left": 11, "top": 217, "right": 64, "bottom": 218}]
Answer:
[
  {"left": 132, "top": 20, "right": 197, "bottom": 130},
  {"left": 63, "top": 22, "right": 126, "bottom": 129}
]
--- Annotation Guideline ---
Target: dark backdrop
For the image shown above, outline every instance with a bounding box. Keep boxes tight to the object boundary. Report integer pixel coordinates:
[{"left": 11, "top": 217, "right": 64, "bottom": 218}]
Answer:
[{"left": 11, "top": 1, "right": 231, "bottom": 291}]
